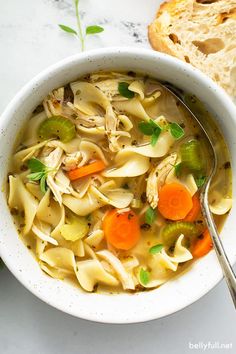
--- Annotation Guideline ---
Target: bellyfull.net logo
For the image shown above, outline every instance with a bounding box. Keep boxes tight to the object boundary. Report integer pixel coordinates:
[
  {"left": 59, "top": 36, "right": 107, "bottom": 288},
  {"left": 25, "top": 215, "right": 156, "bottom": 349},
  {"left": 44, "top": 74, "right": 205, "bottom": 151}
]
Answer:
[{"left": 189, "top": 342, "right": 233, "bottom": 351}]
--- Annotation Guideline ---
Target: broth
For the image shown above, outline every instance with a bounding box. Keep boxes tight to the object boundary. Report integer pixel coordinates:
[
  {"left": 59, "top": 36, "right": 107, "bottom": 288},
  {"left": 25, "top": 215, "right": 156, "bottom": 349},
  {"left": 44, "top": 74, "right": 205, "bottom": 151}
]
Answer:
[{"left": 7, "top": 71, "right": 232, "bottom": 293}]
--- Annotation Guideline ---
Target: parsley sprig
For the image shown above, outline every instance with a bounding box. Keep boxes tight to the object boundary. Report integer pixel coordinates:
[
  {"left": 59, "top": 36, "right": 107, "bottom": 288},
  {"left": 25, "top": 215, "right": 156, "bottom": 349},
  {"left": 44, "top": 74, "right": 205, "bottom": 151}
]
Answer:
[
  {"left": 27, "top": 158, "right": 53, "bottom": 193},
  {"left": 138, "top": 120, "right": 184, "bottom": 146},
  {"left": 145, "top": 206, "right": 157, "bottom": 225},
  {"left": 58, "top": 0, "right": 104, "bottom": 51},
  {"left": 139, "top": 268, "right": 150, "bottom": 286},
  {"left": 149, "top": 244, "right": 163, "bottom": 255},
  {"left": 169, "top": 122, "right": 185, "bottom": 139},
  {"left": 195, "top": 176, "right": 206, "bottom": 188},
  {"left": 139, "top": 120, "right": 162, "bottom": 147},
  {"left": 118, "top": 82, "right": 135, "bottom": 99}
]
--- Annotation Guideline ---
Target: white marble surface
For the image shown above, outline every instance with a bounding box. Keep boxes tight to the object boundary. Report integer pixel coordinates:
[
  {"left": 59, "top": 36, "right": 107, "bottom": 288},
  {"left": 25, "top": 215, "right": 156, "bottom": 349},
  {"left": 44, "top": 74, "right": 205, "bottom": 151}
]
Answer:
[{"left": 0, "top": 1, "right": 235, "bottom": 353}]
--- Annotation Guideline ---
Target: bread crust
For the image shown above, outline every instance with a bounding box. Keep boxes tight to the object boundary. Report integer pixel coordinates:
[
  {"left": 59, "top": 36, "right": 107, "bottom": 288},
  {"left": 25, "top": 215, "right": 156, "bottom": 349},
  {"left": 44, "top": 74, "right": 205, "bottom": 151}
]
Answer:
[{"left": 148, "top": 0, "right": 236, "bottom": 96}]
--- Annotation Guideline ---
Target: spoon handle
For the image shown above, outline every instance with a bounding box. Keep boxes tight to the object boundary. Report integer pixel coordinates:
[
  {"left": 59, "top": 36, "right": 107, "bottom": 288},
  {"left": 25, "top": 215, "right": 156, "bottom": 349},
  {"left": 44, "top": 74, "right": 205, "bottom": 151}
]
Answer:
[{"left": 201, "top": 194, "right": 236, "bottom": 308}]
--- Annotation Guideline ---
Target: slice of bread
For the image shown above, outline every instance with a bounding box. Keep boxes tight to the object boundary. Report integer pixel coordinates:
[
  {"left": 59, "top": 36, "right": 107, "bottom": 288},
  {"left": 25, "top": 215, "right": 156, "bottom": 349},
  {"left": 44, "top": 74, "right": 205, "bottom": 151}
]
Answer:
[{"left": 148, "top": 0, "right": 236, "bottom": 96}]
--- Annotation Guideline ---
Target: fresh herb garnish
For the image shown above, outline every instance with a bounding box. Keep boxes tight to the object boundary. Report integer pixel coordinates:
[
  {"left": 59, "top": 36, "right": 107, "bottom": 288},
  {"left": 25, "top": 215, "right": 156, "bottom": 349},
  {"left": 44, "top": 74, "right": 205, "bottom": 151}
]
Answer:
[
  {"left": 145, "top": 206, "right": 156, "bottom": 225},
  {"left": 138, "top": 119, "right": 162, "bottom": 146},
  {"left": 138, "top": 122, "right": 153, "bottom": 135},
  {"left": 86, "top": 25, "right": 104, "bottom": 35},
  {"left": 195, "top": 176, "right": 206, "bottom": 188},
  {"left": 0, "top": 258, "right": 4, "bottom": 270},
  {"left": 58, "top": 0, "right": 104, "bottom": 51},
  {"left": 169, "top": 122, "right": 185, "bottom": 139},
  {"left": 118, "top": 82, "right": 135, "bottom": 99},
  {"left": 174, "top": 162, "right": 183, "bottom": 177},
  {"left": 40, "top": 174, "right": 48, "bottom": 194},
  {"left": 58, "top": 24, "right": 77, "bottom": 35},
  {"left": 140, "top": 268, "right": 150, "bottom": 285},
  {"left": 149, "top": 244, "right": 163, "bottom": 255},
  {"left": 27, "top": 158, "right": 53, "bottom": 193},
  {"left": 151, "top": 130, "right": 161, "bottom": 146},
  {"left": 138, "top": 120, "right": 184, "bottom": 146},
  {"left": 27, "top": 158, "right": 46, "bottom": 172}
]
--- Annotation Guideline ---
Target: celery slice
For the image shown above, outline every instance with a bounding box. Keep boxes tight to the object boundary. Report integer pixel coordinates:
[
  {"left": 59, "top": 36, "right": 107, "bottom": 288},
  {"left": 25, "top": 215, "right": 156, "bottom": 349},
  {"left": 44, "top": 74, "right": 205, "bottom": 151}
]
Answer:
[
  {"left": 38, "top": 116, "right": 76, "bottom": 143},
  {"left": 162, "top": 221, "right": 200, "bottom": 246},
  {"left": 180, "top": 139, "right": 205, "bottom": 172}
]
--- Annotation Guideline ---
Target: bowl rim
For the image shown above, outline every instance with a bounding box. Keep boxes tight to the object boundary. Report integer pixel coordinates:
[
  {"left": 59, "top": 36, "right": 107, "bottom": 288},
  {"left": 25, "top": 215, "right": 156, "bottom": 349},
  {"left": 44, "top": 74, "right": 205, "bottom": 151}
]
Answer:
[{"left": 1, "top": 47, "right": 236, "bottom": 323}]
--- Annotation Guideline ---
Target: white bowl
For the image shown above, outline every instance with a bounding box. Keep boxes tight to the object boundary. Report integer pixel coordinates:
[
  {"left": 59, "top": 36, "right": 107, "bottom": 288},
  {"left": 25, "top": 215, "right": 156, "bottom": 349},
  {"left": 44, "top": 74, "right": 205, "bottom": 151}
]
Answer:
[{"left": 0, "top": 48, "right": 235, "bottom": 323}]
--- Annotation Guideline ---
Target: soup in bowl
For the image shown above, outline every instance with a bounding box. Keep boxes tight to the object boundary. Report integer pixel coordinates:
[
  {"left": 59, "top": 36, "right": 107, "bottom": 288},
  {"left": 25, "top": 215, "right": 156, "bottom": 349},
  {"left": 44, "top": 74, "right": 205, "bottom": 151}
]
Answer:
[{"left": 0, "top": 48, "right": 235, "bottom": 322}]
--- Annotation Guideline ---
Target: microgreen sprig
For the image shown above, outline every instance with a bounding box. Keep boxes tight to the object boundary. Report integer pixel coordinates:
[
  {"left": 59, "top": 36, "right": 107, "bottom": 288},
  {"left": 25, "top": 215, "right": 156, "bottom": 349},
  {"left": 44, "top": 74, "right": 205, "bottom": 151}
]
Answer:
[
  {"left": 139, "top": 268, "right": 150, "bottom": 286},
  {"left": 118, "top": 82, "right": 135, "bottom": 99},
  {"left": 58, "top": 0, "right": 104, "bottom": 51},
  {"left": 149, "top": 244, "right": 163, "bottom": 255},
  {"left": 195, "top": 175, "right": 206, "bottom": 188},
  {"left": 138, "top": 120, "right": 185, "bottom": 146},
  {"left": 169, "top": 122, "right": 185, "bottom": 139},
  {"left": 145, "top": 206, "right": 157, "bottom": 225},
  {"left": 138, "top": 120, "right": 162, "bottom": 147},
  {"left": 27, "top": 158, "right": 53, "bottom": 194}
]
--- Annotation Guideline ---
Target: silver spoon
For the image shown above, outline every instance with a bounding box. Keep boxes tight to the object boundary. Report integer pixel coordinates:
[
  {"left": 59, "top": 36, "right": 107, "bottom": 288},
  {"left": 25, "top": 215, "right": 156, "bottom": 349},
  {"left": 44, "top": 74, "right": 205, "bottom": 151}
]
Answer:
[{"left": 161, "top": 83, "right": 236, "bottom": 308}]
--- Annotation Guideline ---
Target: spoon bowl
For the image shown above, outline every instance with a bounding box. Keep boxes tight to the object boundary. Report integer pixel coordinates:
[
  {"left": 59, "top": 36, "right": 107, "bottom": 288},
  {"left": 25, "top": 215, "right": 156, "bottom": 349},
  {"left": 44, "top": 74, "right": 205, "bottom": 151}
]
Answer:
[{"left": 162, "top": 83, "right": 236, "bottom": 308}]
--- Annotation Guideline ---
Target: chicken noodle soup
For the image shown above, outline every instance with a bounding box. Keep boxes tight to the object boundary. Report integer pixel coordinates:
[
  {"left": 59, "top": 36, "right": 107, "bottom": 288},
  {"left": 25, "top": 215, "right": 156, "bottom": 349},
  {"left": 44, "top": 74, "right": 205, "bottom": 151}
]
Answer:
[{"left": 8, "top": 71, "right": 232, "bottom": 293}]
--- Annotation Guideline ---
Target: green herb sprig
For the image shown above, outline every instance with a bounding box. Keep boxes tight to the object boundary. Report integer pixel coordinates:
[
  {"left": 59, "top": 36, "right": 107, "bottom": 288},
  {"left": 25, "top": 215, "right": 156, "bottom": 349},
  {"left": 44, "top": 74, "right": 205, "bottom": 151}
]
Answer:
[
  {"left": 195, "top": 176, "right": 206, "bottom": 188},
  {"left": 27, "top": 158, "right": 53, "bottom": 193},
  {"left": 138, "top": 120, "right": 184, "bottom": 146},
  {"left": 139, "top": 120, "right": 162, "bottom": 147},
  {"left": 58, "top": 0, "right": 104, "bottom": 51},
  {"left": 145, "top": 206, "right": 157, "bottom": 225},
  {"left": 169, "top": 122, "right": 185, "bottom": 139},
  {"left": 149, "top": 244, "right": 163, "bottom": 255},
  {"left": 118, "top": 82, "right": 135, "bottom": 99},
  {"left": 139, "top": 268, "right": 150, "bottom": 286}
]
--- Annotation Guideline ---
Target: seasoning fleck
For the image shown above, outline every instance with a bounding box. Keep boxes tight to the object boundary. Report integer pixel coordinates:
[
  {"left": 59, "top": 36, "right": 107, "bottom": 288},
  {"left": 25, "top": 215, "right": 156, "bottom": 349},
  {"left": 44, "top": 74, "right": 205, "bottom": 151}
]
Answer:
[
  {"left": 224, "top": 161, "right": 231, "bottom": 169},
  {"left": 141, "top": 192, "right": 147, "bottom": 203},
  {"left": 141, "top": 223, "right": 151, "bottom": 231}
]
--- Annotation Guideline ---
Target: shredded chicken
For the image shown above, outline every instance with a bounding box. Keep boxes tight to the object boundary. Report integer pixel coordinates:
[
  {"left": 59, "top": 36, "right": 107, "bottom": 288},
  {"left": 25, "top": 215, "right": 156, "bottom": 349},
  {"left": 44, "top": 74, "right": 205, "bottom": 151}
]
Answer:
[
  {"left": 63, "top": 152, "right": 82, "bottom": 171},
  {"left": 44, "top": 147, "right": 64, "bottom": 170},
  {"left": 105, "top": 105, "right": 121, "bottom": 152},
  {"left": 43, "top": 88, "right": 64, "bottom": 117},
  {"left": 97, "top": 250, "right": 135, "bottom": 290},
  {"left": 67, "top": 102, "right": 106, "bottom": 127},
  {"left": 78, "top": 140, "right": 108, "bottom": 167},
  {"left": 44, "top": 147, "right": 64, "bottom": 205},
  {"left": 146, "top": 153, "right": 177, "bottom": 209}
]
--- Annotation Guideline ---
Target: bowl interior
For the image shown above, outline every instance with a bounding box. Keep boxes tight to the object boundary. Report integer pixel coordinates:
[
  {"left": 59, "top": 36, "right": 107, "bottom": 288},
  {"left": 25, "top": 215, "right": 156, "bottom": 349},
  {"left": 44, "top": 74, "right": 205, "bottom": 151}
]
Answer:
[{"left": 0, "top": 48, "right": 235, "bottom": 323}]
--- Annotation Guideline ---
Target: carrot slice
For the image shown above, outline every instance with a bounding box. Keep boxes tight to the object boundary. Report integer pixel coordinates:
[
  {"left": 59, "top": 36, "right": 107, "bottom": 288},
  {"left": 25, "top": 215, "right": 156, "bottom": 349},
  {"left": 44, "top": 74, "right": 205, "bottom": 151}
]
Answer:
[
  {"left": 103, "top": 209, "right": 141, "bottom": 250},
  {"left": 158, "top": 183, "right": 193, "bottom": 220},
  {"left": 184, "top": 193, "right": 201, "bottom": 222},
  {"left": 67, "top": 160, "right": 106, "bottom": 181},
  {"left": 192, "top": 229, "right": 213, "bottom": 258}
]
